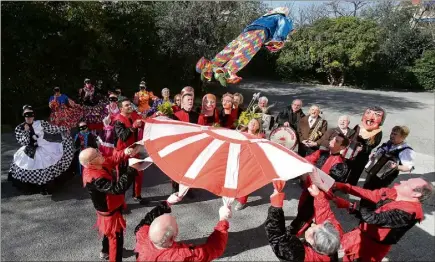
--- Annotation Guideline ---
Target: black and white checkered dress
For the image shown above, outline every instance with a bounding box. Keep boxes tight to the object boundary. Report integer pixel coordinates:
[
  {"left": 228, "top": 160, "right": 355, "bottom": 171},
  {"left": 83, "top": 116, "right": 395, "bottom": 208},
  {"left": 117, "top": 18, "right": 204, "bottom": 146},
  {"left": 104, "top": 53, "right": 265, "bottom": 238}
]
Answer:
[{"left": 9, "top": 120, "right": 74, "bottom": 187}]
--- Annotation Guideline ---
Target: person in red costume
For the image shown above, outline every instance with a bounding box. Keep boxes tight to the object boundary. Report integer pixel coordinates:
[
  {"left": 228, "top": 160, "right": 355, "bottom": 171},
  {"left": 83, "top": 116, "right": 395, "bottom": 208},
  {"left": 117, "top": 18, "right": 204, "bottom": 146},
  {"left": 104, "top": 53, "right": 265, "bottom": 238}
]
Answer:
[
  {"left": 134, "top": 194, "right": 231, "bottom": 261},
  {"left": 79, "top": 146, "right": 140, "bottom": 262},
  {"left": 198, "top": 94, "right": 219, "bottom": 126},
  {"left": 290, "top": 133, "right": 350, "bottom": 236},
  {"left": 172, "top": 92, "right": 200, "bottom": 196},
  {"left": 333, "top": 178, "right": 432, "bottom": 262},
  {"left": 174, "top": 92, "right": 201, "bottom": 124},
  {"left": 234, "top": 118, "right": 266, "bottom": 210},
  {"left": 265, "top": 184, "right": 343, "bottom": 261},
  {"left": 219, "top": 93, "right": 237, "bottom": 129},
  {"left": 114, "top": 98, "right": 147, "bottom": 204},
  {"left": 172, "top": 94, "right": 182, "bottom": 113}
]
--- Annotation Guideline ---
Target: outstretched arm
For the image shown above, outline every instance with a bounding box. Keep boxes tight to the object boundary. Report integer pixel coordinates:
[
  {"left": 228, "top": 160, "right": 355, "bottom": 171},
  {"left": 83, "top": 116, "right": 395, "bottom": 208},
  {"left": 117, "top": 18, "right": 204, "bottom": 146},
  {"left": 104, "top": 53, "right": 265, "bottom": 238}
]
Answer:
[
  {"left": 334, "top": 182, "right": 392, "bottom": 204},
  {"left": 41, "top": 120, "right": 67, "bottom": 134},
  {"left": 189, "top": 220, "right": 229, "bottom": 261},
  {"left": 134, "top": 201, "right": 172, "bottom": 234},
  {"left": 313, "top": 191, "right": 344, "bottom": 237},
  {"left": 15, "top": 124, "right": 31, "bottom": 146},
  {"left": 91, "top": 166, "right": 137, "bottom": 195},
  {"left": 265, "top": 206, "right": 305, "bottom": 262}
]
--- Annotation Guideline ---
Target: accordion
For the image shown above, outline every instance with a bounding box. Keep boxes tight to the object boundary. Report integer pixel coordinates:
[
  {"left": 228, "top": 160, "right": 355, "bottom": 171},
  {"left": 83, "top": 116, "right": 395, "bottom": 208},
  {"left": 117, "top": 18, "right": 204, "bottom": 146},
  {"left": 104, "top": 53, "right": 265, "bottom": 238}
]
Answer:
[
  {"left": 365, "top": 152, "right": 399, "bottom": 180},
  {"left": 343, "top": 140, "right": 360, "bottom": 160}
]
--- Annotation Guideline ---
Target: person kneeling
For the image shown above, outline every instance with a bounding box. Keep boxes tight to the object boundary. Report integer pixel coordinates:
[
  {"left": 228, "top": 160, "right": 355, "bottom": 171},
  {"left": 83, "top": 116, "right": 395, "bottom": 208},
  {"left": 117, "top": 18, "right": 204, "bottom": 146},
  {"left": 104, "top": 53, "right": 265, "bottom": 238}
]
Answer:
[
  {"left": 265, "top": 184, "right": 342, "bottom": 261},
  {"left": 134, "top": 193, "right": 231, "bottom": 261}
]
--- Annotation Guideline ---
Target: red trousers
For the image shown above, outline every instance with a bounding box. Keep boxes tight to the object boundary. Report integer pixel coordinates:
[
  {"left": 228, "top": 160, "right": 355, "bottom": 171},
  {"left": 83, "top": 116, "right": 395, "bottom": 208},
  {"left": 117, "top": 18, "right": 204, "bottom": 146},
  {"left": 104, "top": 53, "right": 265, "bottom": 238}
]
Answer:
[
  {"left": 237, "top": 195, "right": 249, "bottom": 204},
  {"left": 133, "top": 170, "right": 143, "bottom": 198},
  {"left": 102, "top": 232, "right": 124, "bottom": 262},
  {"left": 96, "top": 211, "right": 126, "bottom": 262}
]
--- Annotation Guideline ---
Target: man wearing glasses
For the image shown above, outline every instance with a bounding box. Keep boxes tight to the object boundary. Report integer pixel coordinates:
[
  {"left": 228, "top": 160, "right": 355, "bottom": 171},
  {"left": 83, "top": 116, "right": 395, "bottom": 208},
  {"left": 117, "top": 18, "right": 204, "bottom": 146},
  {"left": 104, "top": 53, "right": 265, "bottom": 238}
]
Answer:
[{"left": 80, "top": 146, "right": 140, "bottom": 261}]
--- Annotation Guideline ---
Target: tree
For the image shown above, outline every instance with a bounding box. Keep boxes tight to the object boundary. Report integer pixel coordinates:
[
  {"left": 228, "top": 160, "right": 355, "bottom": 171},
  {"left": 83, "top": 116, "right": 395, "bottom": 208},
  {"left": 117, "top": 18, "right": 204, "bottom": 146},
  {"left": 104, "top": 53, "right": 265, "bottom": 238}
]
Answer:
[
  {"left": 151, "top": 1, "right": 266, "bottom": 83},
  {"left": 360, "top": 0, "right": 433, "bottom": 89},
  {"left": 277, "top": 16, "right": 380, "bottom": 86},
  {"left": 410, "top": 49, "right": 435, "bottom": 90}
]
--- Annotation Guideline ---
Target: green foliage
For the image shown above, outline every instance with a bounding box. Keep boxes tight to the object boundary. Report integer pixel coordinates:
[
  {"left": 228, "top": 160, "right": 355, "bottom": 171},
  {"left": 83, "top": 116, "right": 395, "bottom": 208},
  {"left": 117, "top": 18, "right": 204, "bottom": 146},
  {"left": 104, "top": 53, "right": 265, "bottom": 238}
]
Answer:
[
  {"left": 1, "top": 1, "right": 267, "bottom": 125},
  {"left": 236, "top": 110, "right": 262, "bottom": 128},
  {"left": 277, "top": 17, "right": 380, "bottom": 85},
  {"left": 410, "top": 49, "right": 435, "bottom": 91},
  {"left": 157, "top": 101, "right": 174, "bottom": 116}
]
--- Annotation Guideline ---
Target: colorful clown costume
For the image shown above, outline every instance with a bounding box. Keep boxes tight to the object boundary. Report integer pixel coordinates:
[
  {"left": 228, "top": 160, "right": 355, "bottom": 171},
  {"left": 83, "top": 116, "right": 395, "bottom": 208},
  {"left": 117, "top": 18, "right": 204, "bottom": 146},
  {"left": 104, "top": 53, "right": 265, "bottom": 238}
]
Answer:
[{"left": 196, "top": 7, "right": 293, "bottom": 86}]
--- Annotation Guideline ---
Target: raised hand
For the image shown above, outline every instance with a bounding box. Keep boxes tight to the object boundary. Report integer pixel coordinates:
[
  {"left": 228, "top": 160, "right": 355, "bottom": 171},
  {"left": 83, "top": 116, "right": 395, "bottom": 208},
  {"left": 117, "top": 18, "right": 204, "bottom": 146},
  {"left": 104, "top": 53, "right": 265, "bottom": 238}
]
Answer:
[
  {"left": 219, "top": 205, "right": 232, "bottom": 221},
  {"left": 307, "top": 184, "right": 320, "bottom": 197},
  {"left": 167, "top": 193, "right": 183, "bottom": 205}
]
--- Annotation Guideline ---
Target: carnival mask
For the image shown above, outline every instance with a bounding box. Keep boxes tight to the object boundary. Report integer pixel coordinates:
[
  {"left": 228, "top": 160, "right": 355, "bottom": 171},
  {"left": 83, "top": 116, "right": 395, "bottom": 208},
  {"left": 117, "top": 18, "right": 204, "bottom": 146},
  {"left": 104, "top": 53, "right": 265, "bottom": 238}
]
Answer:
[
  {"left": 181, "top": 94, "right": 194, "bottom": 111},
  {"left": 222, "top": 94, "right": 233, "bottom": 111},
  {"left": 248, "top": 119, "right": 260, "bottom": 133},
  {"left": 23, "top": 112, "right": 35, "bottom": 118},
  {"left": 79, "top": 125, "right": 88, "bottom": 131},
  {"left": 361, "top": 107, "right": 385, "bottom": 131},
  {"left": 201, "top": 94, "right": 216, "bottom": 116},
  {"left": 109, "top": 96, "right": 118, "bottom": 102}
]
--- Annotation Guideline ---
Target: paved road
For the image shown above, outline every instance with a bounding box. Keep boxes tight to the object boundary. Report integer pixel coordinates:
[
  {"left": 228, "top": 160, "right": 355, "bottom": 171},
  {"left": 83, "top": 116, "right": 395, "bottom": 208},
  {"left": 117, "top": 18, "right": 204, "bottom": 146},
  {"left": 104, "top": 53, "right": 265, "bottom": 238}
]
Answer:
[{"left": 2, "top": 80, "right": 434, "bottom": 261}]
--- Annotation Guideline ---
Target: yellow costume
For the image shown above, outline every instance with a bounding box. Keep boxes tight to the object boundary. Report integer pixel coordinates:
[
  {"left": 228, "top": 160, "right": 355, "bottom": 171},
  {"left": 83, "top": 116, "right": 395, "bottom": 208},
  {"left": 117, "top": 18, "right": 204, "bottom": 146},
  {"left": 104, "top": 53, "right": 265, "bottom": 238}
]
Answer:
[{"left": 134, "top": 90, "right": 157, "bottom": 113}]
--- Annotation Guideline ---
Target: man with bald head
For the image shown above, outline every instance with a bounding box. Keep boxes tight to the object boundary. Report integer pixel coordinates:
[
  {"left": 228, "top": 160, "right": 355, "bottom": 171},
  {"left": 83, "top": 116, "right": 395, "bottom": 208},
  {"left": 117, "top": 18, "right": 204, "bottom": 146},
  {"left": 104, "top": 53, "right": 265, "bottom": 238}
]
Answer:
[
  {"left": 80, "top": 146, "right": 139, "bottom": 261},
  {"left": 276, "top": 99, "right": 305, "bottom": 131},
  {"left": 316, "top": 115, "right": 356, "bottom": 149},
  {"left": 134, "top": 195, "right": 231, "bottom": 261},
  {"left": 334, "top": 178, "right": 433, "bottom": 261}
]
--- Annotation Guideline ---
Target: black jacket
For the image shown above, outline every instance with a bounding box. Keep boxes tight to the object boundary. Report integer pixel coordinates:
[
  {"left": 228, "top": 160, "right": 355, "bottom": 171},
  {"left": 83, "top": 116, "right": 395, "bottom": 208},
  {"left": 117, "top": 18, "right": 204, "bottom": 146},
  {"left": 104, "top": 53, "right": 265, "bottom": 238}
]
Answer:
[
  {"left": 265, "top": 206, "right": 306, "bottom": 262},
  {"left": 276, "top": 107, "right": 305, "bottom": 131},
  {"left": 85, "top": 167, "right": 137, "bottom": 212},
  {"left": 135, "top": 201, "right": 172, "bottom": 234}
]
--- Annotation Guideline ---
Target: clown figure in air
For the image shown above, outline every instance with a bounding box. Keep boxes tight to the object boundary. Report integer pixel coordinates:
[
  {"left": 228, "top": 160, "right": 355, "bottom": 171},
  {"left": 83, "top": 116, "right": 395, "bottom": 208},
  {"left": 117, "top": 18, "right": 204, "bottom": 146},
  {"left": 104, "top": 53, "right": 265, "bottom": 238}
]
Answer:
[{"left": 196, "top": 7, "right": 294, "bottom": 86}]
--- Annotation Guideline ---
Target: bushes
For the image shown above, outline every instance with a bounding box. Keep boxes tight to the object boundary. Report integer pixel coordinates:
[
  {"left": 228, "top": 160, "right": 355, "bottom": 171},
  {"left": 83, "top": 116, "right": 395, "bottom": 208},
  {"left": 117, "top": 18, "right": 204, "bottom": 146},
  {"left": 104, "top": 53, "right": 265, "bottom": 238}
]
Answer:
[
  {"left": 411, "top": 50, "right": 435, "bottom": 91},
  {"left": 276, "top": 17, "right": 380, "bottom": 86}
]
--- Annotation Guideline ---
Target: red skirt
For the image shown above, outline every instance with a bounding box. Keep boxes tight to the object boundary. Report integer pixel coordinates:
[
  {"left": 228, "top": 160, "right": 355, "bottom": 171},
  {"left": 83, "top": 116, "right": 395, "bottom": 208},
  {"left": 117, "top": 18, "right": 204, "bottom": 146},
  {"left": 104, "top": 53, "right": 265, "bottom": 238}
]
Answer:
[{"left": 95, "top": 211, "right": 126, "bottom": 237}]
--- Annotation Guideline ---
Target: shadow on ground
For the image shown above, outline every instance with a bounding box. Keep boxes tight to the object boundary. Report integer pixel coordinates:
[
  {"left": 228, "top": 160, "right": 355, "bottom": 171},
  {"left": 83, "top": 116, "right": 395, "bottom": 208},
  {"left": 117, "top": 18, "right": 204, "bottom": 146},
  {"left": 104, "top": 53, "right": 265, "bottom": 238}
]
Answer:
[{"left": 204, "top": 80, "right": 428, "bottom": 115}]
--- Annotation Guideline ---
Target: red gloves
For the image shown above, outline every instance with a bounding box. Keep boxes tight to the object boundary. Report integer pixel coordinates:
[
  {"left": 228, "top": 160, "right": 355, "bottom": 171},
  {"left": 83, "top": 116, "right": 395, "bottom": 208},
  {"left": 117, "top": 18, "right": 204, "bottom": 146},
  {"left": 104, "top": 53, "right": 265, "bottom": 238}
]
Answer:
[
  {"left": 334, "top": 182, "right": 351, "bottom": 193},
  {"left": 270, "top": 180, "right": 286, "bottom": 208},
  {"left": 332, "top": 196, "right": 352, "bottom": 209},
  {"left": 132, "top": 119, "right": 143, "bottom": 129},
  {"left": 270, "top": 192, "right": 286, "bottom": 208}
]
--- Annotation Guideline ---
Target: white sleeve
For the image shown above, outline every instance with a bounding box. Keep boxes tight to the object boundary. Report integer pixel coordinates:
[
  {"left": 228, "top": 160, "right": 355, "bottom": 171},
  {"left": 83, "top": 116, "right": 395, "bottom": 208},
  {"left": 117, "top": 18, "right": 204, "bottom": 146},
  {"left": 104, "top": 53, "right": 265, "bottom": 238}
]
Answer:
[{"left": 399, "top": 149, "right": 415, "bottom": 169}]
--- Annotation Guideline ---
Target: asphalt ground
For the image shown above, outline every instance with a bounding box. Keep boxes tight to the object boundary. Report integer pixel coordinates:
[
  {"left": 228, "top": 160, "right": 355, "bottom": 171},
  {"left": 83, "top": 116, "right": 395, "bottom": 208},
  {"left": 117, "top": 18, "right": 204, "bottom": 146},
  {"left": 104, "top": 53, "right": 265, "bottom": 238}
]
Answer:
[{"left": 2, "top": 80, "right": 434, "bottom": 261}]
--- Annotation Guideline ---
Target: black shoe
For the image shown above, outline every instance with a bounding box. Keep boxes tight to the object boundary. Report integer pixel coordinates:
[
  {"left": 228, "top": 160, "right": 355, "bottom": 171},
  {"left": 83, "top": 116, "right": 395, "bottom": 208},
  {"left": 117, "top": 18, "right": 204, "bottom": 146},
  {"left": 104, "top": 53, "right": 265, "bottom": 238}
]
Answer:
[{"left": 133, "top": 196, "right": 149, "bottom": 205}]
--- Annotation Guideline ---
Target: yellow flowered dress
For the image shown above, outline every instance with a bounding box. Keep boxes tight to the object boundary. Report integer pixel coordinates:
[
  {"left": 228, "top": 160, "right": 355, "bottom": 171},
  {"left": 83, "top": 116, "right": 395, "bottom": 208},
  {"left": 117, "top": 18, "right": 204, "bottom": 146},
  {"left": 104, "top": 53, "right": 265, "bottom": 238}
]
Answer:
[{"left": 134, "top": 90, "right": 157, "bottom": 114}]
